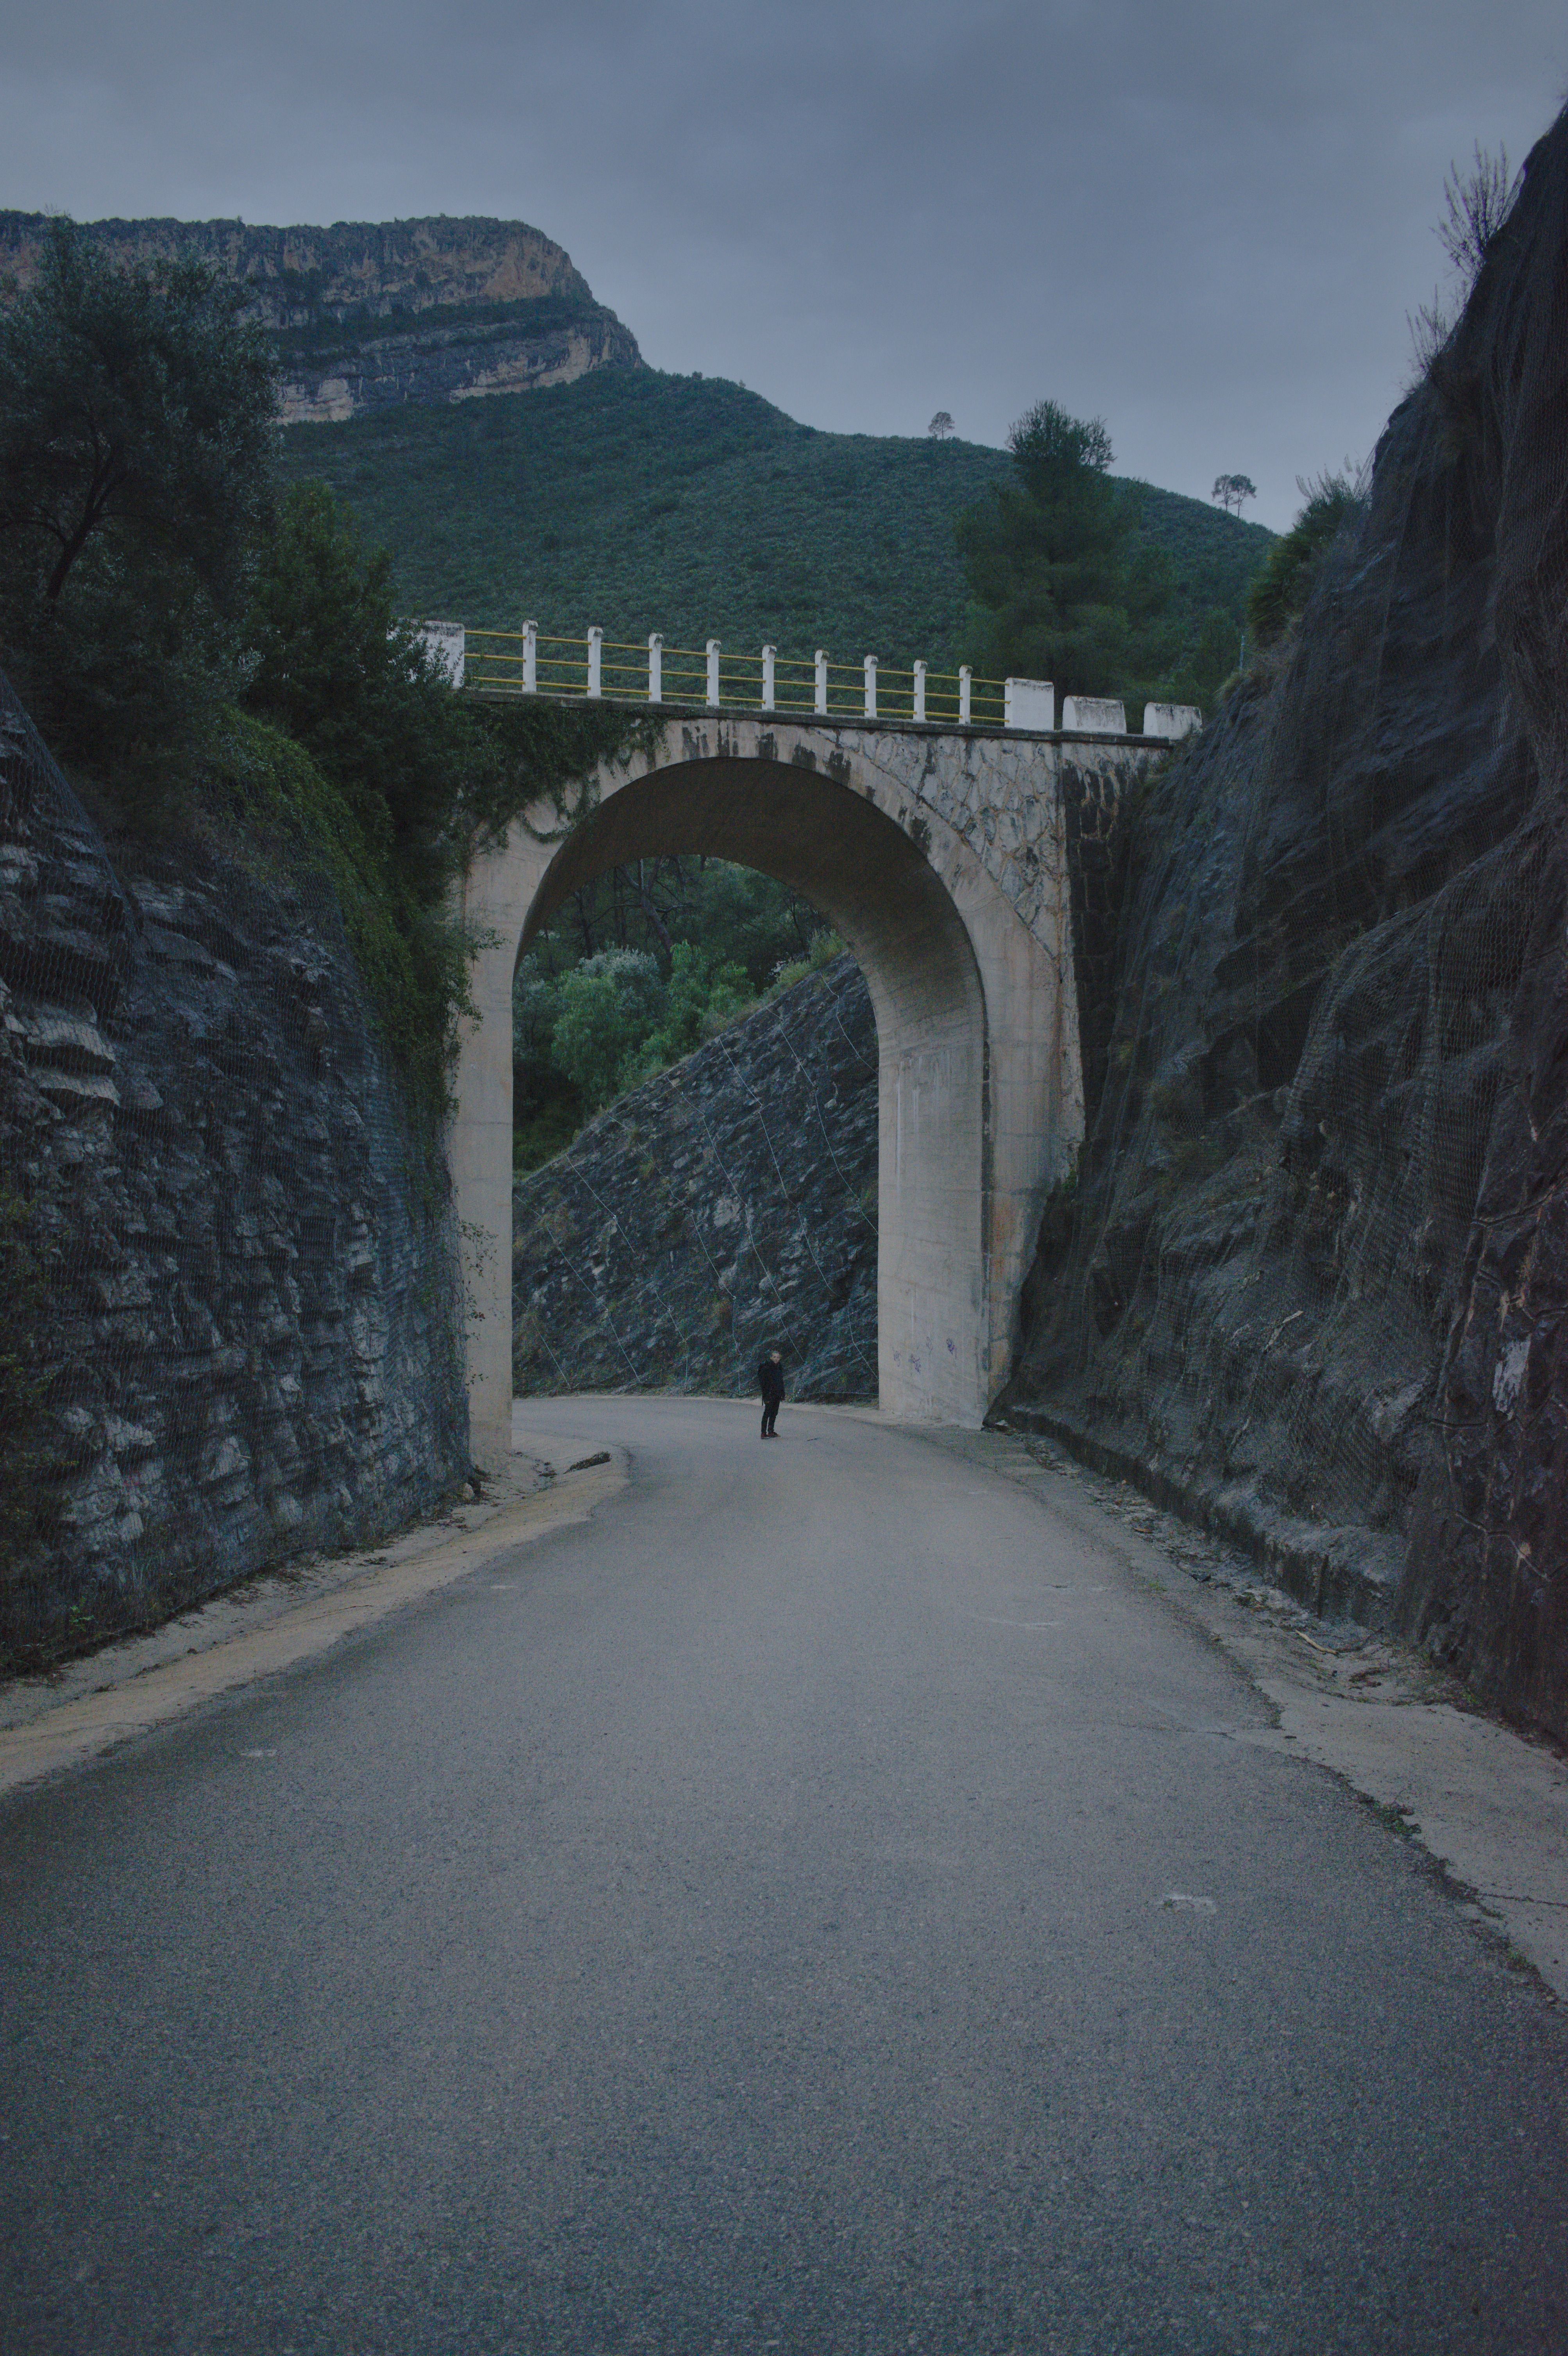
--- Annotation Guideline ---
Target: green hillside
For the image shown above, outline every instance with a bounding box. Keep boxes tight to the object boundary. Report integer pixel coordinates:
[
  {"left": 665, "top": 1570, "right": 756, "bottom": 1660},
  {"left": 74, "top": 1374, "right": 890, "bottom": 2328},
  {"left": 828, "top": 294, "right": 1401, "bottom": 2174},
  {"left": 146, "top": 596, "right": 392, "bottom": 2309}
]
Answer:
[{"left": 278, "top": 369, "right": 1271, "bottom": 682}]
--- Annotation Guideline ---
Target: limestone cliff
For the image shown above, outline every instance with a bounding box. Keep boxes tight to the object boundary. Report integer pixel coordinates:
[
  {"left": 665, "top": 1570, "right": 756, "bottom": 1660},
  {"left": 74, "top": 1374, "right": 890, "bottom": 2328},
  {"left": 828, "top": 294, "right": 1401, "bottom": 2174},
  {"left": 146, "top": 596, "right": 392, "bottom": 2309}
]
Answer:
[
  {"left": 269, "top": 305, "right": 638, "bottom": 424},
  {"left": 1003, "top": 103, "right": 1568, "bottom": 1740},
  {"left": 513, "top": 955, "right": 877, "bottom": 1406},
  {"left": 0, "top": 212, "right": 642, "bottom": 423},
  {"left": 0, "top": 676, "right": 470, "bottom": 1666}
]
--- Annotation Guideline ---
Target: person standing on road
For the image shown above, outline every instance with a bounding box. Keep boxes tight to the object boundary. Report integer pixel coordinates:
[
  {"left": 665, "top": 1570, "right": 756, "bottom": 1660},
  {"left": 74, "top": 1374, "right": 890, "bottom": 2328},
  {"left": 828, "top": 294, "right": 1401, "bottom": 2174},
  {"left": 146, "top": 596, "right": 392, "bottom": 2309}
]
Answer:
[{"left": 758, "top": 1350, "right": 784, "bottom": 1438}]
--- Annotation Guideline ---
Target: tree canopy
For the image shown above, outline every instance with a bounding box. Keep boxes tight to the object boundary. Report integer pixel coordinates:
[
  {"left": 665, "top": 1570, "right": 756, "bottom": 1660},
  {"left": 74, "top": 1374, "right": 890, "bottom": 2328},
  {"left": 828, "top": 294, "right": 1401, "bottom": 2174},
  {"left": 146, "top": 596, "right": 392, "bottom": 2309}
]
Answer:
[
  {"left": 0, "top": 219, "right": 278, "bottom": 790},
  {"left": 955, "top": 397, "right": 1182, "bottom": 705},
  {"left": 510, "top": 859, "right": 832, "bottom": 1168},
  {"left": 243, "top": 480, "right": 490, "bottom": 866},
  {"left": 0, "top": 217, "right": 276, "bottom": 609},
  {"left": 1212, "top": 473, "right": 1257, "bottom": 517}
]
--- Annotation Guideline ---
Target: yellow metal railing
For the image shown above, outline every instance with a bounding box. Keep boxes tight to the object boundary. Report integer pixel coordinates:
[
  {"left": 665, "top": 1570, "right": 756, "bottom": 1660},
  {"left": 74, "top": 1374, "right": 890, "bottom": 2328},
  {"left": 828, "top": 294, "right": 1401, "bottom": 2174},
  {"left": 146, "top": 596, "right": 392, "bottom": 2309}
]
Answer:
[{"left": 460, "top": 624, "right": 1011, "bottom": 727}]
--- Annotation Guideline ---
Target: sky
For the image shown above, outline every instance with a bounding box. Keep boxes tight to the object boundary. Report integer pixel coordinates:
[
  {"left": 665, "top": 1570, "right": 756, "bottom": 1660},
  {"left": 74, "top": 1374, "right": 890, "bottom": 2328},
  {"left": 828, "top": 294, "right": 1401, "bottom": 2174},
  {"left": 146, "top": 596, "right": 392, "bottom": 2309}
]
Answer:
[{"left": 1, "top": 1, "right": 1564, "bottom": 529}]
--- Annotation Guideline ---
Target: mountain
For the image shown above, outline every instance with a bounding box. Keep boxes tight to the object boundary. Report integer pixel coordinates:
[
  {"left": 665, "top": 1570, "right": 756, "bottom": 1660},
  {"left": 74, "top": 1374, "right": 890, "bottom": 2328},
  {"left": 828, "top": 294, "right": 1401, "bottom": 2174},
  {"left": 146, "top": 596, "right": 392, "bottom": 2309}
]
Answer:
[
  {"left": 0, "top": 206, "right": 1269, "bottom": 679},
  {"left": 277, "top": 367, "right": 1272, "bottom": 679},
  {"left": 0, "top": 212, "right": 642, "bottom": 423}
]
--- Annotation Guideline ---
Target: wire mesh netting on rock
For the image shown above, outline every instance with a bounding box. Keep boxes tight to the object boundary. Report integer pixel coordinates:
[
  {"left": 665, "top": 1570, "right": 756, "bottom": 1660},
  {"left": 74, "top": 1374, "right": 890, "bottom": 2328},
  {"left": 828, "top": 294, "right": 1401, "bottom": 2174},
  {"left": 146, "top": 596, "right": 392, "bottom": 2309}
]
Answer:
[
  {"left": 513, "top": 953, "right": 878, "bottom": 1405},
  {"left": 1006, "top": 102, "right": 1568, "bottom": 1737},
  {"left": 0, "top": 671, "right": 470, "bottom": 1670}
]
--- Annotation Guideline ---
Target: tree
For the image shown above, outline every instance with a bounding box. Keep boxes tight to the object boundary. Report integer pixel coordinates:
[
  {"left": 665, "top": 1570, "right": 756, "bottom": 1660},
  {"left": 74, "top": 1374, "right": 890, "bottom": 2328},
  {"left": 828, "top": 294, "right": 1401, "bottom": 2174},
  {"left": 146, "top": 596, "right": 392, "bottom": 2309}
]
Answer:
[
  {"left": 0, "top": 218, "right": 276, "bottom": 607},
  {"left": 0, "top": 217, "right": 277, "bottom": 791},
  {"left": 928, "top": 411, "right": 955, "bottom": 439},
  {"left": 955, "top": 397, "right": 1178, "bottom": 700},
  {"left": 625, "top": 940, "right": 753, "bottom": 1083},
  {"left": 243, "top": 481, "right": 485, "bottom": 868},
  {"left": 550, "top": 949, "right": 668, "bottom": 1111},
  {"left": 1212, "top": 473, "right": 1257, "bottom": 517}
]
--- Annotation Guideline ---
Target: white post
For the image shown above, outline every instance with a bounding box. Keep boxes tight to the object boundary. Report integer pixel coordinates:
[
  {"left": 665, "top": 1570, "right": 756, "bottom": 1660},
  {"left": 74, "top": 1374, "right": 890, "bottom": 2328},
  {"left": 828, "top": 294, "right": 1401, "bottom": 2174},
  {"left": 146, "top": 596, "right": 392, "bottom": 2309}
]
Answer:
[
  {"left": 587, "top": 627, "right": 602, "bottom": 698},
  {"left": 814, "top": 651, "right": 828, "bottom": 715},
  {"left": 762, "top": 645, "right": 775, "bottom": 712},
  {"left": 1004, "top": 677, "right": 1055, "bottom": 730},
  {"left": 523, "top": 620, "right": 537, "bottom": 694},
  {"left": 913, "top": 660, "right": 927, "bottom": 723},
  {"left": 863, "top": 655, "right": 877, "bottom": 719},
  {"left": 959, "top": 664, "right": 972, "bottom": 725},
  {"left": 706, "top": 639, "right": 721, "bottom": 707},
  {"left": 648, "top": 632, "right": 662, "bottom": 704}
]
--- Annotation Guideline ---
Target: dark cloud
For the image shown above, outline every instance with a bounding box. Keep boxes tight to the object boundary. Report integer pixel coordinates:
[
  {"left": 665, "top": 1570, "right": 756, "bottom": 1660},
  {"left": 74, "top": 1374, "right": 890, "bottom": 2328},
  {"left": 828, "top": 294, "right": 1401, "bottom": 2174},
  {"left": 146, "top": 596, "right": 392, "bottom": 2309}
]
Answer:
[{"left": 2, "top": 0, "right": 1564, "bottom": 523}]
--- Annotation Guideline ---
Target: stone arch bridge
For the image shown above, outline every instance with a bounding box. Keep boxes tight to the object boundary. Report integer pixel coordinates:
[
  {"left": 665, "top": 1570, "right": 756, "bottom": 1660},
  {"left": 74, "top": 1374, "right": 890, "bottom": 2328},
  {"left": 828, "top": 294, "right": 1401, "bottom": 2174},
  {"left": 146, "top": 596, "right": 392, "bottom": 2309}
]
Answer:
[{"left": 454, "top": 711, "right": 1163, "bottom": 1469}]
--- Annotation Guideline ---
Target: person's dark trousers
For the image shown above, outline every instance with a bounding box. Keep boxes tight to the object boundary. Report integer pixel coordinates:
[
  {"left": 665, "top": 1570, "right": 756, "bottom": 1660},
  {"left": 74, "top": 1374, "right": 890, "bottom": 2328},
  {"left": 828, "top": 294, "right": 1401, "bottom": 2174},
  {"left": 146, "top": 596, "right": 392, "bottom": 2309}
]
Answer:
[{"left": 761, "top": 1398, "right": 779, "bottom": 1437}]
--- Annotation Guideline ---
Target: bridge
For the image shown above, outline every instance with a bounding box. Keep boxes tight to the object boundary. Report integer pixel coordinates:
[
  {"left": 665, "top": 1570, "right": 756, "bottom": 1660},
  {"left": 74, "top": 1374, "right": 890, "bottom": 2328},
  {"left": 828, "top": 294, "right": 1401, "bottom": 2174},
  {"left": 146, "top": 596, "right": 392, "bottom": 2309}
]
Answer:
[{"left": 444, "top": 625, "right": 1191, "bottom": 1470}]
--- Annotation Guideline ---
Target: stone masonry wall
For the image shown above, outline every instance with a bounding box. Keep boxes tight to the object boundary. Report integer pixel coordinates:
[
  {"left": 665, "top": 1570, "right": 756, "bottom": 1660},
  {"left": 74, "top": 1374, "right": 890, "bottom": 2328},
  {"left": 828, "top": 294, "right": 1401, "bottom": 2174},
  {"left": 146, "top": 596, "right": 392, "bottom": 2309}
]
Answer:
[
  {"left": 0, "top": 683, "right": 470, "bottom": 1664},
  {"left": 514, "top": 955, "right": 877, "bottom": 1405}
]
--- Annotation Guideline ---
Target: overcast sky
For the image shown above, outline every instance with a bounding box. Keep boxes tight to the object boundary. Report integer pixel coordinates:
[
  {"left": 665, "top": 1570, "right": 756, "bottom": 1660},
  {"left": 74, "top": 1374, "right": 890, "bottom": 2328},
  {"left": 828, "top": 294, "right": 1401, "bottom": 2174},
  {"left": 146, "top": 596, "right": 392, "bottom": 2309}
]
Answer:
[{"left": 1, "top": 0, "right": 1564, "bottom": 528}]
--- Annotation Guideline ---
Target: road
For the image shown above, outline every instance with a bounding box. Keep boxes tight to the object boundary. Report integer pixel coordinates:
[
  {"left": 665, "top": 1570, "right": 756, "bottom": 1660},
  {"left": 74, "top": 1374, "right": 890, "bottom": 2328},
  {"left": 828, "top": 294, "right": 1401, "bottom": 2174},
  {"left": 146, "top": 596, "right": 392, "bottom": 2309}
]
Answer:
[{"left": 2, "top": 1396, "right": 1566, "bottom": 2354}]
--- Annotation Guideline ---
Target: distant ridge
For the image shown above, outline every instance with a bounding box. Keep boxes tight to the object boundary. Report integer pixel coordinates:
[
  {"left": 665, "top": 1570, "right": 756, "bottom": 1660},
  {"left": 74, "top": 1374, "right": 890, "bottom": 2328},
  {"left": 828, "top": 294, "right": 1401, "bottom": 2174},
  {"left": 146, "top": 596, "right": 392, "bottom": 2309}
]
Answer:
[
  {"left": 0, "top": 211, "right": 643, "bottom": 422},
  {"left": 280, "top": 366, "right": 1273, "bottom": 688},
  {"left": 0, "top": 207, "right": 1269, "bottom": 690}
]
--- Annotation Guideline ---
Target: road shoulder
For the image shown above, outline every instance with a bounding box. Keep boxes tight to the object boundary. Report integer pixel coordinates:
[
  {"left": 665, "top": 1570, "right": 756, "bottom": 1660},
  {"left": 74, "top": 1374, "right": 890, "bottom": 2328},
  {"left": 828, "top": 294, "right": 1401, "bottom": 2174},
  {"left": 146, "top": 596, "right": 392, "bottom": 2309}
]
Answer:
[
  {"left": 0, "top": 1443, "right": 627, "bottom": 1801},
  {"left": 914, "top": 1419, "right": 1568, "bottom": 2003}
]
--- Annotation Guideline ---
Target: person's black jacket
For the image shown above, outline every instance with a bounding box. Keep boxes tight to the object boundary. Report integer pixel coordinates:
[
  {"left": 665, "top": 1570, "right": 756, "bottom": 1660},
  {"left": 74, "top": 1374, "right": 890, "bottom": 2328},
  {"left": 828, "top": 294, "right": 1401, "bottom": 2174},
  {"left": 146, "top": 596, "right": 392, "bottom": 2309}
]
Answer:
[{"left": 757, "top": 1359, "right": 785, "bottom": 1404}]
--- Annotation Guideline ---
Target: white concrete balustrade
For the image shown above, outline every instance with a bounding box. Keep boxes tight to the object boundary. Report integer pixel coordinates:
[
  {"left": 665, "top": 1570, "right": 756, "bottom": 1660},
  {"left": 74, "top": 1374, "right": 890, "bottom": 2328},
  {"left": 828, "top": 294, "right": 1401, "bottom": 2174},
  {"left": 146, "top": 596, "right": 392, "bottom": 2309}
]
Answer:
[
  {"left": 415, "top": 620, "right": 466, "bottom": 686},
  {"left": 1061, "top": 695, "right": 1127, "bottom": 736},
  {"left": 1143, "top": 702, "right": 1203, "bottom": 739},
  {"left": 1004, "top": 678, "right": 1056, "bottom": 730},
  {"left": 436, "top": 620, "right": 1206, "bottom": 739}
]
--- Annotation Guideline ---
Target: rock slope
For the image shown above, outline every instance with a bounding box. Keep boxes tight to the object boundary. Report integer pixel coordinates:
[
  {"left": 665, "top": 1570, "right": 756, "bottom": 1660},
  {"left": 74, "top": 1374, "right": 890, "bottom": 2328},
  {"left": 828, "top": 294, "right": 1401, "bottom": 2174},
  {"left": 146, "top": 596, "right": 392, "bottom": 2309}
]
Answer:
[
  {"left": 513, "top": 956, "right": 877, "bottom": 1406},
  {"left": 1003, "top": 102, "right": 1568, "bottom": 1740},
  {"left": 0, "top": 679, "right": 469, "bottom": 1665}
]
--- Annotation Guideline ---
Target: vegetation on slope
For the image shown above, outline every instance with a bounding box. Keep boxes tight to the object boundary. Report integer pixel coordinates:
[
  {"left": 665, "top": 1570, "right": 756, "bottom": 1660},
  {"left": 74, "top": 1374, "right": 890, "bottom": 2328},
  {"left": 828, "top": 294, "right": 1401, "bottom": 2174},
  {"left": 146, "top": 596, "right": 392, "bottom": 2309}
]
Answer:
[
  {"left": 1246, "top": 473, "right": 1364, "bottom": 649},
  {"left": 958, "top": 396, "right": 1217, "bottom": 708},
  {"left": 514, "top": 863, "right": 835, "bottom": 1172},
  {"left": 277, "top": 366, "right": 1271, "bottom": 692},
  {"left": 0, "top": 220, "right": 635, "bottom": 1144}
]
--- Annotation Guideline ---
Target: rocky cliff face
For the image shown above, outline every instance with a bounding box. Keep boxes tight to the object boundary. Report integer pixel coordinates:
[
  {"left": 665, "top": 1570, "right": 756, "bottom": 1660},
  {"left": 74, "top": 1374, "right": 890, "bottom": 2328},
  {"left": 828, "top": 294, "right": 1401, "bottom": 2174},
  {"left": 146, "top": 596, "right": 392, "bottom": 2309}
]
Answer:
[
  {"left": 0, "top": 212, "right": 642, "bottom": 424},
  {"left": 272, "top": 305, "right": 640, "bottom": 426},
  {"left": 513, "top": 955, "right": 877, "bottom": 1406},
  {"left": 0, "top": 678, "right": 470, "bottom": 1665},
  {"left": 1003, "top": 104, "right": 1568, "bottom": 1740}
]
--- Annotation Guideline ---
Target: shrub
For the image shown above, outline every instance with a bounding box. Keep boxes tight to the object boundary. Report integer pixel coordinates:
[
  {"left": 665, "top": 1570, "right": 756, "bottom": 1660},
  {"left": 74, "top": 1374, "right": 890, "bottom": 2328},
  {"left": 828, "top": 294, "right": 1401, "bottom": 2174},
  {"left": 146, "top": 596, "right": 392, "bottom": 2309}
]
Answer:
[{"left": 1247, "top": 474, "right": 1362, "bottom": 650}]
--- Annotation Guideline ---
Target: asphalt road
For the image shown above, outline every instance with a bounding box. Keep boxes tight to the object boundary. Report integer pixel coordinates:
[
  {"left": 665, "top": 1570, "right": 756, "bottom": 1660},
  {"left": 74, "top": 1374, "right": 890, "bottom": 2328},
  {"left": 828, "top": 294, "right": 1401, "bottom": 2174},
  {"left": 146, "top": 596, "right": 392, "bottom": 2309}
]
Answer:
[{"left": 3, "top": 1396, "right": 1567, "bottom": 2355}]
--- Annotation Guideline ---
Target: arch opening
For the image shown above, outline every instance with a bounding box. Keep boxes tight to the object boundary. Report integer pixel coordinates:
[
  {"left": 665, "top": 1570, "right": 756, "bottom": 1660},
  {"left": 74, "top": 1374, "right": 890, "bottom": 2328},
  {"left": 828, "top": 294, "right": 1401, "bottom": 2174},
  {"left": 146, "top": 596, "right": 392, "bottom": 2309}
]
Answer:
[
  {"left": 518, "top": 759, "right": 991, "bottom": 1432},
  {"left": 519, "top": 760, "right": 983, "bottom": 1053}
]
